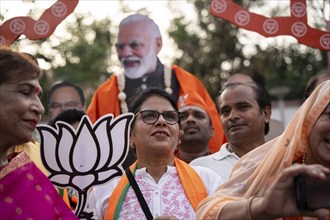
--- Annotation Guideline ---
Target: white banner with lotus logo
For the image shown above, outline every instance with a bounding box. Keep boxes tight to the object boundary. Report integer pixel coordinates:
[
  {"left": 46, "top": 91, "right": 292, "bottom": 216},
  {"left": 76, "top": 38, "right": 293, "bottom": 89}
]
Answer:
[{"left": 37, "top": 113, "right": 134, "bottom": 219}]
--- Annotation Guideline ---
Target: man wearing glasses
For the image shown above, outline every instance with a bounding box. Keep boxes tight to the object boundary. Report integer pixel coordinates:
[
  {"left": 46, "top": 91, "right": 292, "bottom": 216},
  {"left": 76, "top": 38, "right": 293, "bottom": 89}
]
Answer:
[
  {"left": 48, "top": 81, "right": 85, "bottom": 120},
  {"left": 87, "top": 14, "right": 225, "bottom": 169}
]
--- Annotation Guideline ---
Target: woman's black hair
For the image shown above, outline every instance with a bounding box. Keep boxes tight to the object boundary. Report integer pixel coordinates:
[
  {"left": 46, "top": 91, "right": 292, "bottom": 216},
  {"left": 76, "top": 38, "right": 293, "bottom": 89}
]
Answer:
[
  {"left": 48, "top": 108, "right": 85, "bottom": 128},
  {"left": 128, "top": 87, "right": 179, "bottom": 129},
  {"left": 129, "top": 87, "right": 178, "bottom": 114},
  {"left": 218, "top": 82, "right": 271, "bottom": 135}
]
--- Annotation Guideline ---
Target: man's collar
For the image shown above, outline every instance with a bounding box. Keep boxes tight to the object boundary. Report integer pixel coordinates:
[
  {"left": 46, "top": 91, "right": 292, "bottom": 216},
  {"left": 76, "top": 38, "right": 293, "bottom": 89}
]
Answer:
[{"left": 212, "top": 143, "right": 239, "bottom": 160}]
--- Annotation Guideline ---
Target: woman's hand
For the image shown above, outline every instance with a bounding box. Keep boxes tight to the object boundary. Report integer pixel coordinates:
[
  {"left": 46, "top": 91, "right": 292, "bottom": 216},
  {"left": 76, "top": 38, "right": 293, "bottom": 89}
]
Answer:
[{"left": 258, "top": 164, "right": 330, "bottom": 219}]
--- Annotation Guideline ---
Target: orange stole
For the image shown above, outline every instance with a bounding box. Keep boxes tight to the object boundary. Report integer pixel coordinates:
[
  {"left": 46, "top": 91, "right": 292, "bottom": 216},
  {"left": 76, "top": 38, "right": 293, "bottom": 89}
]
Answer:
[
  {"left": 173, "top": 65, "right": 225, "bottom": 153},
  {"left": 104, "top": 158, "right": 208, "bottom": 219},
  {"left": 63, "top": 188, "right": 70, "bottom": 207},
  {"left": 87, "top": 66, "right": 226, "bottom": 153},
  {"left": 62, "top": 188, "right": 77, "bottom": 210}
]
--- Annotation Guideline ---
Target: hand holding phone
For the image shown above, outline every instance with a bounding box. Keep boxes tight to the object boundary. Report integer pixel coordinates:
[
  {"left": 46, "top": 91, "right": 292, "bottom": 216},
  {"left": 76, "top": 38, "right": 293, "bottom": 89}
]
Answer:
[{"left": 295, "top": 174, "right": 330, "bottom": 210}]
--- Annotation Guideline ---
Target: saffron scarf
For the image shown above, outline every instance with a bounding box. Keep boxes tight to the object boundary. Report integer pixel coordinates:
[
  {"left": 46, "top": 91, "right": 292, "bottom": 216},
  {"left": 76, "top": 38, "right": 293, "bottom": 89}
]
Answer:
[
  {"left": 104, "top": 157, "right": 207, "bottom": 219},
  {"left": 86, "top": 65, "right": 225, "bottom": 153}
]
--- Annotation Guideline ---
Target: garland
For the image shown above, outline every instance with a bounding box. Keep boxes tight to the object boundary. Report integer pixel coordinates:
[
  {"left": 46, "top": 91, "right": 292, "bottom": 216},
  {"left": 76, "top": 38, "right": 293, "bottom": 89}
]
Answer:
[{"left": 117, "top": 65, "right": 173, "bottom": 113}]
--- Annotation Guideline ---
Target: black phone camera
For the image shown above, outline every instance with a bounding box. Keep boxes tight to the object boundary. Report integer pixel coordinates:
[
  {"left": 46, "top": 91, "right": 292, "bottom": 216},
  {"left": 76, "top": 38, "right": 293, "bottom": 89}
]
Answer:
[{"left": 295, "top": 174, "right": 330, "bottom": 210}]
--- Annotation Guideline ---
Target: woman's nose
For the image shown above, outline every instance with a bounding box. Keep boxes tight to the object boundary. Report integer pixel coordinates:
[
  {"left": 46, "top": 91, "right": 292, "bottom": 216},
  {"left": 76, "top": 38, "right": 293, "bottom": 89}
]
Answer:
[
  {"left": 32, "top": 97, "right": 45, "bottom": 115},
  {"left": 156, "top": 113, "right": 167, "bottom": 125}
]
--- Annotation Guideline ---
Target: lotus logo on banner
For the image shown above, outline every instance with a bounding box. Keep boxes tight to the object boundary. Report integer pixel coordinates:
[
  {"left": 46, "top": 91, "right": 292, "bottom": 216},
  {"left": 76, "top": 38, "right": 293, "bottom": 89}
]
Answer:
[
  {"left": 209, "top": 0, "right": 330, "bottom": 51},
  {"left": 0, "top": 0, "right": 79, "bottom": 46},
  {"left": 37, "top": 113, "right": 133, "bottom": 219}
]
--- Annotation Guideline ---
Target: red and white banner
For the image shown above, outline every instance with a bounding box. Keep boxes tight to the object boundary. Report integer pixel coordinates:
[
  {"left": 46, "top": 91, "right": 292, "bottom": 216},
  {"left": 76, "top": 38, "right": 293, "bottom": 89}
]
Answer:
[
  {"left": 210, "top": 0, "right": 330, "bottom": 51},
  {"left": 0, "top": 0, "right": 79, "bottom": 46}
]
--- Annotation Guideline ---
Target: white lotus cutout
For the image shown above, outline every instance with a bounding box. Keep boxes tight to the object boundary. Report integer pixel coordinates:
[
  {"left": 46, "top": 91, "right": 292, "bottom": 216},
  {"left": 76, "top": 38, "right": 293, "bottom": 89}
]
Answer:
[{"left": 37, "top": 113, "right": 133, "bottom": 219}]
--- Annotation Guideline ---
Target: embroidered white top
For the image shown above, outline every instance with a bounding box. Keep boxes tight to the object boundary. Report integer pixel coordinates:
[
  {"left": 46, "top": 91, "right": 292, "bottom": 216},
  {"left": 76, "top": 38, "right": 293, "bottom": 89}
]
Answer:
[{"left": 88, "top": 166, "right": 222, "bottom": 220}]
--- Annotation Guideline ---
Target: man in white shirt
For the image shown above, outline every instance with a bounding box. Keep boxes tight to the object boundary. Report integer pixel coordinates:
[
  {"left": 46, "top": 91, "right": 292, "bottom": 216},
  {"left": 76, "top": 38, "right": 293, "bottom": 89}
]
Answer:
[{"left": 190, "top": 74, "right": 272, "bottom": 181}]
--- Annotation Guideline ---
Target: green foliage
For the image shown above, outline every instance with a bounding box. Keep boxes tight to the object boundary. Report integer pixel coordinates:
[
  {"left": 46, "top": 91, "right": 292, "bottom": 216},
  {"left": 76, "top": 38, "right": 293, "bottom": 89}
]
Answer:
[
  {"left": 168, "top": 0, "right": 245, "bottom": 99},
  {"left": 36, "top": 13, "right": 114, "bottom": 111},
  {"left": 168, "top": 0, "right": 327, "bottom": 101},
  {"left": 51, "top": 14, "right": 112, "bottom": 88},
  {"left": 249, "top": 45, "right": 327, "bottom": 100},
  {"left": 6, "top": 0, "right": 328, "bottom": 112}
]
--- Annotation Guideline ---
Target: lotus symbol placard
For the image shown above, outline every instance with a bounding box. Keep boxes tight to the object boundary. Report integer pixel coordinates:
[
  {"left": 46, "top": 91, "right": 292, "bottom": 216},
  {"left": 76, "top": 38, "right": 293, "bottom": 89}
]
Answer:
[{"left": 37, "top": 113, "right": 133, "bottom": 219}]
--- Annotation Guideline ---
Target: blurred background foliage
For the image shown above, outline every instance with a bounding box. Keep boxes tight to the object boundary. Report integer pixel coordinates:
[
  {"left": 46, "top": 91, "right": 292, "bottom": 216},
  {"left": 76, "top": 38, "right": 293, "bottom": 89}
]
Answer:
[
  {"left": 167, "top": 0, "right": 328, "bottom": 100},
  {"left": 1, "top": 0, "right": 328, "bottom": 116}
]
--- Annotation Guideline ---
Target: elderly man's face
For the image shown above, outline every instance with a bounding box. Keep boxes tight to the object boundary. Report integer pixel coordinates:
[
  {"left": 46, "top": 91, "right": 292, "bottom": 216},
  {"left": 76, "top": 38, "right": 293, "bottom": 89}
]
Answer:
[{"left": 116, "top": 21, "right": 159, "bottom": 79}]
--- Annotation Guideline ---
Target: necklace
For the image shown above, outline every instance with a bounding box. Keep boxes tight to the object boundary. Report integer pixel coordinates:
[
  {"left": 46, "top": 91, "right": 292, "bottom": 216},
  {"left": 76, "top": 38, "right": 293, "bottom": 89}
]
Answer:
[
  {"left": 116, "top": 65, "right": 172, "bottom": 113},
  {"left": 302, "top": 154, "right": 306, "bottom": 164}
]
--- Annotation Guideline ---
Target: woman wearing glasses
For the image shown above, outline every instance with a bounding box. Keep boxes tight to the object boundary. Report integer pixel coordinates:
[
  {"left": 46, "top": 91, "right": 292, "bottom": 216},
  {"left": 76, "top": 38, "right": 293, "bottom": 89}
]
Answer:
[{"left": 88, "top": 88, "right": 223, "bottom": 220}]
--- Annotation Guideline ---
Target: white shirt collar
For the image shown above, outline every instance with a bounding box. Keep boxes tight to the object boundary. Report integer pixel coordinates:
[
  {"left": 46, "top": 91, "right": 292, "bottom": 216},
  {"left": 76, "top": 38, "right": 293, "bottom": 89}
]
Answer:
[{"left": 212, "top": 143, "right": 239, "bottom": 160}]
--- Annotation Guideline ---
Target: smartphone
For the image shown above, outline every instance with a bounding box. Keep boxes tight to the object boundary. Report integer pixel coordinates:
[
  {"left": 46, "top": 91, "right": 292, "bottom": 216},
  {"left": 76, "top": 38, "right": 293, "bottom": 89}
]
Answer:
[{"left": 295, "top": 174, "right": 330, "bottom": 210}]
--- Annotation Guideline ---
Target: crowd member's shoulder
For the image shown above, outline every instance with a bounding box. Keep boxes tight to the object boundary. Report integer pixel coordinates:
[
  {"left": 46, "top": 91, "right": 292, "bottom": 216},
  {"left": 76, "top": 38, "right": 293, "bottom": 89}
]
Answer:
[
  {"left": 190, "top": 165, "right": 224, "bottom": 194},
  {"left": 189, "top": 154, "right": 213, "bottom": 166}
]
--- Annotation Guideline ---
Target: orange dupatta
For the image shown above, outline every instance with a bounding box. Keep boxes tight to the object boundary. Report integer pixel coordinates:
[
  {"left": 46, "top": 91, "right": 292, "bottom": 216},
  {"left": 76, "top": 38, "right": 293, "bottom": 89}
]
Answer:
[{"left": 87, "top": 66, "right": 226, "bottom": 152}]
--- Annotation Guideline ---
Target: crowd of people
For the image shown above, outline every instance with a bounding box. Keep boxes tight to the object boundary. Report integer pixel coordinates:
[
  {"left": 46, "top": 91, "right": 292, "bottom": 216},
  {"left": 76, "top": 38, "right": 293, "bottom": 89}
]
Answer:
[{"left": 0, "top": 12, "right": 329, "bottom": 220}]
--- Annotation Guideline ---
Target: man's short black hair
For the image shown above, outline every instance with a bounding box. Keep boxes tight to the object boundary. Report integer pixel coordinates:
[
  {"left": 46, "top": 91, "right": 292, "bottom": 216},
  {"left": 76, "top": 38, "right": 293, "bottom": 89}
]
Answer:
[{"left": 218, "top": 82, "right": 271, "bottom": 135}]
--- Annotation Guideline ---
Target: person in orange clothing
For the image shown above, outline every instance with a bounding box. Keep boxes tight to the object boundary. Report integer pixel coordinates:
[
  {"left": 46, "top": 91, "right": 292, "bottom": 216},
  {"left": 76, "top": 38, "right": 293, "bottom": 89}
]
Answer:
[
  {"left": 177, "top": 91, "right": 215, "bottom": 163},
  {"left": 196, "top": 80, "right": 330, "bottom": 220},
  {"left": 87, "top": 13, "right": 225, "bottom": 169}
]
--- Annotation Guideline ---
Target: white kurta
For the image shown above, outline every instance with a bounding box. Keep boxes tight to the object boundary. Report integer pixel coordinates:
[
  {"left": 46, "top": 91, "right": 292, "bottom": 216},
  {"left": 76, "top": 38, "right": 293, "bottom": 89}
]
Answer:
[{"left": 88, "top": 166, "right": 223, "bottom": 220}]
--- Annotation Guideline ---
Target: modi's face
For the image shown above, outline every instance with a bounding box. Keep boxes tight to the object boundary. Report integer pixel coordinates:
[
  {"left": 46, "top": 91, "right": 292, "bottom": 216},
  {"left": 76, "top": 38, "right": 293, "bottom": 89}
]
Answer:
[{"left": 116, "top": 21, "right": 158, "bottom": 79}]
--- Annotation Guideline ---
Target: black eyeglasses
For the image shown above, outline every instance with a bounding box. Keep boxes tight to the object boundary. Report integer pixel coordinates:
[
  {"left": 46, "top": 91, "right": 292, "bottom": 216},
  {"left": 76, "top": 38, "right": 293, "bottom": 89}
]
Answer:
[
  {"left": 135, "top": 110, "right": 180, "bottom": 125},
  {"left": 115, "top": 41, "right": 144, "bottom": 51}
]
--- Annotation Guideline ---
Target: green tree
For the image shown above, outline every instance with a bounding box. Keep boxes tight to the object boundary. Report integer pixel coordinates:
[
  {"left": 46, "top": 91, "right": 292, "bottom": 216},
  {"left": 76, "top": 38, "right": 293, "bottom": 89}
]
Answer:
[
  {"left": 168, "top": 0, "right": 327, "bottom": 101},
  {"left": 168, "top": 0, "right": 246, "bottom": 99},
  {"left": 29, "top": 13, "right": 114, "bottom": 115},
  {"left": 248, "top": 45, "right": 327, "bottom": 100}
]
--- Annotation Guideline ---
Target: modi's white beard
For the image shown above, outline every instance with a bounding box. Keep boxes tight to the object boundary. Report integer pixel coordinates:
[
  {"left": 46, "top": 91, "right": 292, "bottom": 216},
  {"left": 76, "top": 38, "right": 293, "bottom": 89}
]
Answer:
[{"left": 122, "top": 46, "right": 158, "bottom": 79}]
